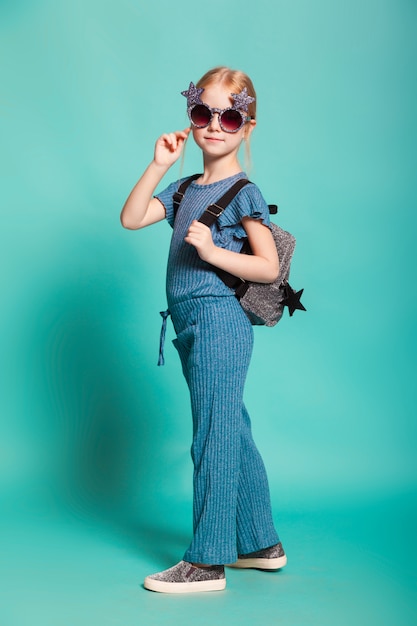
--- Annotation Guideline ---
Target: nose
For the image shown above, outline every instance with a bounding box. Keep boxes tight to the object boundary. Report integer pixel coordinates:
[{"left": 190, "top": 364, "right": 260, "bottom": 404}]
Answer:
[{"left": 208, "top": 111, "right": 221, "bottom": 131}]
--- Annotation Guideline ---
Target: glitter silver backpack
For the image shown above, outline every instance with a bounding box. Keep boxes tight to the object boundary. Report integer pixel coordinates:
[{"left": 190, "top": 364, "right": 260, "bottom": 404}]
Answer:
[{"left": 173, "top": 176, "right": 305, "bottom": 326}]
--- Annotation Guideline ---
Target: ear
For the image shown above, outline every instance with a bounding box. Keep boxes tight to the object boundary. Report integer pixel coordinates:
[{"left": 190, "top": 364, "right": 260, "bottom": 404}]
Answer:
[{"left": 243, "top": 118, "right": 256, "bottom": 140}]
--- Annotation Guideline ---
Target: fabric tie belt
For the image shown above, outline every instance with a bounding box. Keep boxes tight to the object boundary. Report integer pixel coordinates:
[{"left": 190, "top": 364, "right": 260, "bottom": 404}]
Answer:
[{"left": 158, "top": 309, "right": 171, "bottom": 366}]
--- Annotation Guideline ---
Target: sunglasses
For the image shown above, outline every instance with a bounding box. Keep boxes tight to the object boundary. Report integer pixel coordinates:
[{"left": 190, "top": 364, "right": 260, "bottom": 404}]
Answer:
[{"left": 188, "top": 103, "right": 251, "bottom": 133}]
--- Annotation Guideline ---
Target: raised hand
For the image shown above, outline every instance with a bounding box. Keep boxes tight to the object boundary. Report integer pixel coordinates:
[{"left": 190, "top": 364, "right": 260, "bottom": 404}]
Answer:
[{"left": 154, "top": 128, "right": 191, "bottom": 167}]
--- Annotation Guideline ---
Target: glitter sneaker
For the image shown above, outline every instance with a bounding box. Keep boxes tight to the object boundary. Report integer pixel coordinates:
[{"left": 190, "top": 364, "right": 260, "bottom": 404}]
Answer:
[
  {"left": 228, "top": 542, "right": 287, "bottom": 570},
  {"left": 144, "top": 561, "right": 226, "bottom": 593}
]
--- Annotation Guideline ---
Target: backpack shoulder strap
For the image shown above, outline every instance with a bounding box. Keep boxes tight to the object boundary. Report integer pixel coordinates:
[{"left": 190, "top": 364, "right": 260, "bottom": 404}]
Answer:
[
  {"left": 172, "top": 174, "right": 201, "bottom": 216},
  {"left": 173, "top": 175, "right": 252, "bottom": 224},
  {"left": 198, "top": 178, "right": 251, "bottom": 226}
]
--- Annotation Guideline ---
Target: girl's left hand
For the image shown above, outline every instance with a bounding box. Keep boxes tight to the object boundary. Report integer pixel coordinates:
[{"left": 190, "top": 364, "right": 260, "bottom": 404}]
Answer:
[{"left": 184, "top": 221, "right": 216, "bottom": 262}]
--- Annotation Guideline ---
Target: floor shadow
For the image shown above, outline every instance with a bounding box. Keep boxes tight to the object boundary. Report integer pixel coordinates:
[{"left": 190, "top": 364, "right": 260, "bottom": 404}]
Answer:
[{"left": 117, "top": 519, "right": 191, "bottom": 565}]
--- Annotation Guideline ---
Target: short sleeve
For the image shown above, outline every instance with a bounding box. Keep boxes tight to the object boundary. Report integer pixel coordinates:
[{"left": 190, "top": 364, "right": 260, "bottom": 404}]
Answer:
[
  {"left": 154, "top": 178, "right": 188, "bottom": 228},
  {"left": 217, "top": 183, "right": 271, "bottom": 240}
]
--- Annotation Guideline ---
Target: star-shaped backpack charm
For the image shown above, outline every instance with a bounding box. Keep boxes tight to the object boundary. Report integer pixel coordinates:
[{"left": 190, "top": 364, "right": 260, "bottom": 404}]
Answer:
[
  {"left": 281, "top": 281, "right": 306, "bottom": 316},
  {"left": 231, "top": 87, "right": 256, "bottom": 112},
  {"left": 181, "top": 82, "right": 204, "bottom": 108}
]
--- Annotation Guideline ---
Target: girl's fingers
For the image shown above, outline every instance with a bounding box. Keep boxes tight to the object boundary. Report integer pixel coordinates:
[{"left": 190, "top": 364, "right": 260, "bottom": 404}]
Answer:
[
  {"left": 167, "top": 133, "right": 177, "bottom": 150},
  {"left": 160, "top": 129, "right": 190, "bottom": 147},
  {"left": 180, "top": 127, "right": 191, "bottom": 139},
  {"left": 161, "top": 128, "right": 191, "bottom": 145},
  {"left": 158, "top": 133, "right": 175, "bottom": 150},
  {"left": 154, "top": 129, "right": 190, "bottom": 164},
  {"left": 187, "top": 221, "right": 208, "bottom": 234}
]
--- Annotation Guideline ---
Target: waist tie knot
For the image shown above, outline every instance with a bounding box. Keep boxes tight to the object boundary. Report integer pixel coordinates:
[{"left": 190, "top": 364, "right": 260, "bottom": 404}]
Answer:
[{"left": 157, "top": 309, "right": 171, "bottom": 366}]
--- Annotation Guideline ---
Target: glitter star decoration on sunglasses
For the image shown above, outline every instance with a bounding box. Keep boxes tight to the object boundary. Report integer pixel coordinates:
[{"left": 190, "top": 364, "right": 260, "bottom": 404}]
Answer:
[
  {"left": 181, "top": 82, "right": 204, "bottom": 108},
  {"left": 231, "top": 88, "right": 255, "bottom": 112}
]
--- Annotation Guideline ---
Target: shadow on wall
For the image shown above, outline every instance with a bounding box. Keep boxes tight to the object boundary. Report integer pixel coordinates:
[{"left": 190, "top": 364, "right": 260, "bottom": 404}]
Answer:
[{"left": 28, "top": 270, "right": 165, "bottom": 526}]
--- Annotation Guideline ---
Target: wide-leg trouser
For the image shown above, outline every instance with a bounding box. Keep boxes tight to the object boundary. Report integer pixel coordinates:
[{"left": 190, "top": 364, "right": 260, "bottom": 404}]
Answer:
[{"left": 170, "top": 296, "right": 279, "bottom": 565}]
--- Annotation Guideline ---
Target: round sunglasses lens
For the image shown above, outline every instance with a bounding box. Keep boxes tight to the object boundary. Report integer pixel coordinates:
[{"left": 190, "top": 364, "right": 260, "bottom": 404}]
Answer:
[
  {"left": 190, "top": 105, "right": 211, "bottom": 127},
  {"left": 220, "top": 109, "right": 242, "bottom": 132}
]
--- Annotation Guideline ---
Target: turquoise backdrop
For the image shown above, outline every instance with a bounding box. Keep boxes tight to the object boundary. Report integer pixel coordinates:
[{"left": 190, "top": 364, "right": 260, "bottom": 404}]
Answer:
[{"left": 1, "top": 1, "right": 416, "bottom": 624}]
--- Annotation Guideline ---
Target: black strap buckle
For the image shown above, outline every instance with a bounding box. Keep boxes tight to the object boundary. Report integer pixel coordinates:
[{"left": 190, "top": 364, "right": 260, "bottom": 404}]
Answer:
[
  {"left": 173, "top": 191, "right": 184, "bottom": 207},
  {"left": 205, "top": 203, "right": 223, "bottom": 218}
]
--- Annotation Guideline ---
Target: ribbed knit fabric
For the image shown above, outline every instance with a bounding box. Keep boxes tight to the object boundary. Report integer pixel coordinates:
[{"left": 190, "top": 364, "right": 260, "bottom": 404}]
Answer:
[
  {"left": 156, "top": 173, "right": 280, "bottom": 565},
  {"left": 156, "top": 172, "right": 271, "bottom": 307},
  {"left": 170, "top": 296, "right": 279, "bottom": 564}
]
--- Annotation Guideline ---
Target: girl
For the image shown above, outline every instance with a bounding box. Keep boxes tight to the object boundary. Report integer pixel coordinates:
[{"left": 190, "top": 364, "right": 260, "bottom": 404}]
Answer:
[{"left": 121, "top": 67, "right": 287, "bottom": 593}]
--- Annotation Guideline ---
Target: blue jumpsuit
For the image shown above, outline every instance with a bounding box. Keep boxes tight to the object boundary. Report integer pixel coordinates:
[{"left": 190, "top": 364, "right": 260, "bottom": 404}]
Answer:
[{"left": 156, "top": 172, "right": 280, "bottom": 565}]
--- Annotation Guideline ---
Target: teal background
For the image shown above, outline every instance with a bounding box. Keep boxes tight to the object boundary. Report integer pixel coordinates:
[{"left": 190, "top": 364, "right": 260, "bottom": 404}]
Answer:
[{"left": 1, "top": 0, "right": 416, "bottom": 624}]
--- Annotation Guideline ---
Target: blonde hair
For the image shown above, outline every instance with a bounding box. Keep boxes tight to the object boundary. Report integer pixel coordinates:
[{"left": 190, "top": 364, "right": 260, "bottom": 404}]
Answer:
[
  {"left": 196, "top": 66, "right": 257, "bottom": 120},
  {"left": 197, "top": 66, "right": 257, "bottom": 172}
]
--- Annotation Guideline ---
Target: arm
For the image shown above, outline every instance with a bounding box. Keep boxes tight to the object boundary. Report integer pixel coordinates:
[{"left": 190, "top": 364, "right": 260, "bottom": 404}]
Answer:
[
  {"left": 120, "top": 128, "right": 190, "bottom": 230},
  {"left": 184, "top": 217, "right": 280, "bottom": 283}
]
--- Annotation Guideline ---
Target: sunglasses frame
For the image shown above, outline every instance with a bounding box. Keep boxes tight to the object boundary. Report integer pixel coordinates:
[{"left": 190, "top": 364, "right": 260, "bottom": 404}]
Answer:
[{"left": 187, "top": 103, "right": 251, "bottom": 134}]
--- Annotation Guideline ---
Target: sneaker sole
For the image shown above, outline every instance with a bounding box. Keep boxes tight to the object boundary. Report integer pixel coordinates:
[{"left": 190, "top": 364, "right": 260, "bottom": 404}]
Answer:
[
  {"left": 144, "top": 577, "right": 226, "bottom": 594},
  {"left": 227, "top": 554, "right": 287, "bottom": 570}
]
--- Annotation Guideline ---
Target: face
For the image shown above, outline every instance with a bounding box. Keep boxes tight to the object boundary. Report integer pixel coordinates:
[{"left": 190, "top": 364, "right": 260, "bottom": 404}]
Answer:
[{"left": 191, "top": 83, "right": 256, "bottom": 159}]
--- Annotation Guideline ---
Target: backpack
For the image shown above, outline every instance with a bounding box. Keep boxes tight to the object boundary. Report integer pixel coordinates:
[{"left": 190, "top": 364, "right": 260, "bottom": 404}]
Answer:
[{"left": 173, "top": 175, "right": 305, "bottom": 327}]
